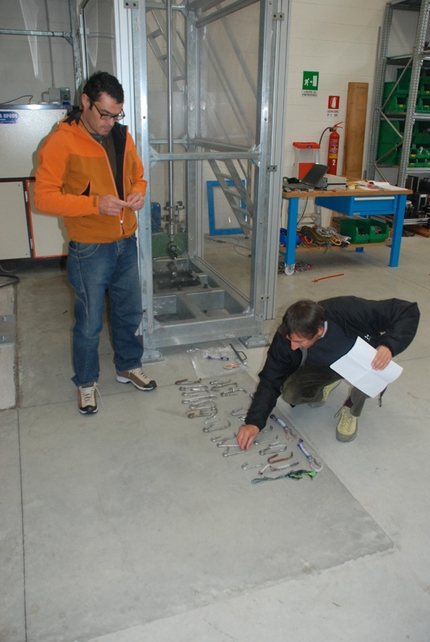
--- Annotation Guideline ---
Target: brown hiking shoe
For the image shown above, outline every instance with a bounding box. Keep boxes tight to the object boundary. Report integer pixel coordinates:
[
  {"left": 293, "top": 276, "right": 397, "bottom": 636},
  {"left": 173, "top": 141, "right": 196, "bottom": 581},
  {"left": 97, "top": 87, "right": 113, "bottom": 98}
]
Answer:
[
  {"left": 78, "top": 384, "right": 98, "bottom": 415},
  {"left": 116, "top": 367, "right": 157, "bottom": 391}
]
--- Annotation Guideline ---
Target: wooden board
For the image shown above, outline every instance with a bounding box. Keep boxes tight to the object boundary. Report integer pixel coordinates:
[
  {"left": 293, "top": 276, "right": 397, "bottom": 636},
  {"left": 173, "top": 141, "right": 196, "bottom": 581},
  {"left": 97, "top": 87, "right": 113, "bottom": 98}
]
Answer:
[
  {"left": 342, "top": 82, "right": 368, "bottom": 180},
  {"left": 405, "top": 225, "right": 430, "bottom": 237}
]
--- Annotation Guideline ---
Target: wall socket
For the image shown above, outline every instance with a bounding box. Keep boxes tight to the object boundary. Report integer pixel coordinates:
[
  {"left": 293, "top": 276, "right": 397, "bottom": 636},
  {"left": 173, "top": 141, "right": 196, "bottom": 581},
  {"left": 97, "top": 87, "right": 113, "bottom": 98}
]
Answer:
[{"left": 48, "top": 87, "right": 71, "bottom": 104}]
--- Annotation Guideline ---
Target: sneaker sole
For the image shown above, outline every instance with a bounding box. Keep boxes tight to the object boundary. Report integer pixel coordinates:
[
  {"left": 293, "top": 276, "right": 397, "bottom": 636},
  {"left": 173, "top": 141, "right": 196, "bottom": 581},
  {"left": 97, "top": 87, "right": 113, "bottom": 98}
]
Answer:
[
  {"left": 336, "top": 427, "right": 357, "bottom": 442},
  {"left": 116, "top": 375, "right": 157, "bottom": 391},
  {"left": 78, "top": 406, "right": 98, "bottom": 415}
]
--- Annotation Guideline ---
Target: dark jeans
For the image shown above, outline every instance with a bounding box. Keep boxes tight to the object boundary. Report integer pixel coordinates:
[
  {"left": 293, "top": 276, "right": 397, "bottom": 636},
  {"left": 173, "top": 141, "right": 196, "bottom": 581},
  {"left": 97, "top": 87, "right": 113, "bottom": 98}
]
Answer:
[
  {"left": 280, "top": 365, "right": 368, "bottom": 417},
  {"left": 67, "top": 235, "right": 143, "bottom": 387}
]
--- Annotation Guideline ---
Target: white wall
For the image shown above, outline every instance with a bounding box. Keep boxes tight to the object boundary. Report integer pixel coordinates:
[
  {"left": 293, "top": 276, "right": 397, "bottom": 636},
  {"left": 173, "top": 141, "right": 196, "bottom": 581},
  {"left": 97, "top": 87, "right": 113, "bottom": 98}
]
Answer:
[
  {"left": 0, "top": 0, "right": 77, "bottom": 105},
  {"left": 283, "top": 0, "right": 388, "bottom": 178},
  {"left": 0, "top": 0, "right": 393, "bottom": 179}
]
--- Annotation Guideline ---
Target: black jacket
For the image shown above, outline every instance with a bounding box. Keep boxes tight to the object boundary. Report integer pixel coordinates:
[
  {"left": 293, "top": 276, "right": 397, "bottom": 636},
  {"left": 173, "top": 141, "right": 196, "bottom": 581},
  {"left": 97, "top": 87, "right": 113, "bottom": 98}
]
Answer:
[{"left": 245, "top": 296, "right": 420, "bottom": 430}]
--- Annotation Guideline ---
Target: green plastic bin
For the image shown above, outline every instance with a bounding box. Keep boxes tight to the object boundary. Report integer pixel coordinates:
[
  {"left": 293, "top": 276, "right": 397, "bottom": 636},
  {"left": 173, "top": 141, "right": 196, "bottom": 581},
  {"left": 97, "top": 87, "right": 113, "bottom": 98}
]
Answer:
[
  {"left": 369, "top": 219, "right": 389, "bottom": 243},
  {"left": 338, "top": 217, "right": 370, "bottom": 244},
  {"left": 335, "top": 217, "right": 389, "bottom": 244}
]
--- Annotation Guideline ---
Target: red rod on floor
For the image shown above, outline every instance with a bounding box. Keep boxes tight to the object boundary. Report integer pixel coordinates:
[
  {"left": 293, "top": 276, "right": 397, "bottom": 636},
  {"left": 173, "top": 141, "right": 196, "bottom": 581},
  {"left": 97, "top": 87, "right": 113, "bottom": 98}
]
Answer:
[{"left": 312, "top": 273, "right": 344, "bottom": 283}]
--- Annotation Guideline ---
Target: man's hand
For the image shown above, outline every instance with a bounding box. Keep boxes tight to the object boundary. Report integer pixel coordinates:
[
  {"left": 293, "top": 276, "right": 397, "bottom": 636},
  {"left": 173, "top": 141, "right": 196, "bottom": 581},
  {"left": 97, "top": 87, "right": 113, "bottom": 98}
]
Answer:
[
  {"left": 126, "top": 192, "right": 145, "bottom": 211},
  {"left": 371, "top": 345, "right": 392, "bottom": 370},
  {"left": 99, "top": 194, "right": 129, "bottom": 217},
  {"left": 236, "top": 424, "right": 260, "bottom": 450}
]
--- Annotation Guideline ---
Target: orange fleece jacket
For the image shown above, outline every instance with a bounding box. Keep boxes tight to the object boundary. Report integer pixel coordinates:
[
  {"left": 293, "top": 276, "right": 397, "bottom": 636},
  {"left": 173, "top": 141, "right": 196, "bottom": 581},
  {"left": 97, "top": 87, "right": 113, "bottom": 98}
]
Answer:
[{"left": 34, "top": 118, "right": 147, "bottom": 243}]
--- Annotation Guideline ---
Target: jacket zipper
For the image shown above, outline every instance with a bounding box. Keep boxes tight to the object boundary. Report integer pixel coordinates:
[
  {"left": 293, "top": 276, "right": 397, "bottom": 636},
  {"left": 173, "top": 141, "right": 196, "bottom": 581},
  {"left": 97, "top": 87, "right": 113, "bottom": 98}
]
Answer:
[
  {"left": 119, "top": 129, "right": 128, "bottom": 236},
  {"left": 85, "top": 123, "right": 126, "bottom": 238},
  {"left": 102, "top": 146, "right": 125, "bottom": 238}
]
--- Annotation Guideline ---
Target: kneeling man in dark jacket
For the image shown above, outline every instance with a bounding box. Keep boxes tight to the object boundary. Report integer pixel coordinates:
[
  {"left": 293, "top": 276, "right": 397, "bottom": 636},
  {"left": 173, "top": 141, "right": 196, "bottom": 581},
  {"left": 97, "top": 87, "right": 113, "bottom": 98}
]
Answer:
[{"left": 237, "top": 296, "right": 420, "bottom": 447}]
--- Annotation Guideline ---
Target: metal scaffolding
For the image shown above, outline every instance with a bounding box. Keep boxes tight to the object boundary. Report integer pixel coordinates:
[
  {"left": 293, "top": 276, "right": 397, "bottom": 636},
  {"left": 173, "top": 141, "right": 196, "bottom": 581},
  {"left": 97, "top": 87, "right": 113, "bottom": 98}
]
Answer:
[
  {"left": 367, "top": 0, "right": 430, "bottom": 187},
  {"left": 80, "top": 0, "right": 290, "bottom": 358}
]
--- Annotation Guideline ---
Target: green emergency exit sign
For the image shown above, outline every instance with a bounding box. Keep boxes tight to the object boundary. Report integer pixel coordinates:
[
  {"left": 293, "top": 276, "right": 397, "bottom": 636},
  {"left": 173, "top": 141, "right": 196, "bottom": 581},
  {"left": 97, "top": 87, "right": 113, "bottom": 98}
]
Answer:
[{"left": 302, "top": 71, "right": 319, "bottom": 91}]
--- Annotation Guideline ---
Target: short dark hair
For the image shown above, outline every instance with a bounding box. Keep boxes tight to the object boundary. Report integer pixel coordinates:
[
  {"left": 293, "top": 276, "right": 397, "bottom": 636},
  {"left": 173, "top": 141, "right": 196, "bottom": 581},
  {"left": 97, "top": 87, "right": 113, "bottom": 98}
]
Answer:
[
  {"left": 82, "top": 71, "right": 124, "bottom": 104},
  {"left": 278, "top": 299, "right": 326, "bottom": 338}
]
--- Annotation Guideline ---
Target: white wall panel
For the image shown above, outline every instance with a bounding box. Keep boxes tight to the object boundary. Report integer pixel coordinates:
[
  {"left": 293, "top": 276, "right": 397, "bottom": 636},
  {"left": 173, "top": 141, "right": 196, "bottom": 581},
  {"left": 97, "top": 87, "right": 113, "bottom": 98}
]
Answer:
[
  {"left": 283, "top": 0, "right": 388, "bottom": 177},
  {"left": 0, "top": 182, "right": 30, "bottom": 260},
  {"left": 0, "top": 0, "right": 76, "bottom": 105},
  {"left": 0, "top": 0, "right": 389, "bottom": 183}
]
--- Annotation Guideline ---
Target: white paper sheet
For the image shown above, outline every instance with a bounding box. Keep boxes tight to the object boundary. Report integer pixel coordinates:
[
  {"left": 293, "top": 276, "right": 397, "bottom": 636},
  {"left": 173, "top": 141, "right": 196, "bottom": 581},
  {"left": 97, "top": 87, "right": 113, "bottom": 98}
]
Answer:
[
  {"left": 330, "top": 337, "right": 403, "bottom": 398},
  {"left": 353, "top": 180, "right": 401, "bottom": 191},
  {"left": 369, "top": 181, "right": 402, "bottom": 191}
]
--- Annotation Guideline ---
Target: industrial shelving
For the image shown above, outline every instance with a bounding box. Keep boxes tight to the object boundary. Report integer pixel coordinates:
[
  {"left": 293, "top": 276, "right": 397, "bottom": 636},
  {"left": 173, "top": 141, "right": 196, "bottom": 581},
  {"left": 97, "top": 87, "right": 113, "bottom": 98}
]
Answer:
[{"left": 367, "top": 0, "right": 430, "bottom": 191}]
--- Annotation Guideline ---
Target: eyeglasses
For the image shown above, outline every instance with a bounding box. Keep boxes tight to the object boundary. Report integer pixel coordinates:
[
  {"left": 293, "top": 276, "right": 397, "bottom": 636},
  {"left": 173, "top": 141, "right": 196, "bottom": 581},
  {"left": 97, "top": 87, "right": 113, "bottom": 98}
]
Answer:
[{"left": 91, "top": 101, "right": 125, "bottom": 121}]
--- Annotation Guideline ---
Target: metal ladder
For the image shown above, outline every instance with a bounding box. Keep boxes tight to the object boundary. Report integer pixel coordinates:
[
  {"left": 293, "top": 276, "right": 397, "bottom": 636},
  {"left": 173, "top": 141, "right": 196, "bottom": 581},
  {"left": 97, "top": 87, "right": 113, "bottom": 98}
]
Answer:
[
  {"left": 146, "top": 5, "right": 255, "bottom": 234},
  {"left": 208, "top": 158, "right": 253, "bottom": 234},
  {"left": 146, "top": 7, "right": 186, "bottom": 91}
]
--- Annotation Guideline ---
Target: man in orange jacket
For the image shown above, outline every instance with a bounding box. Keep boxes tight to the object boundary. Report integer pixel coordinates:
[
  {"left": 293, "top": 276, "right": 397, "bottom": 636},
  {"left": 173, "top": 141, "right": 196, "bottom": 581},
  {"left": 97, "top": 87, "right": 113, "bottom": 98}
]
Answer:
[{"left": 35, "top": 71, "right": 156, "bottom": 414}]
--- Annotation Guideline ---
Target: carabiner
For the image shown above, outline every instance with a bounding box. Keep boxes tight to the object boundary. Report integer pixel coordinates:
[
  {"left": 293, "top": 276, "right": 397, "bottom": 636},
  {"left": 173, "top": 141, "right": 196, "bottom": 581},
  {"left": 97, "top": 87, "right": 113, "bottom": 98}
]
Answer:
[
  {"left": 203, "top": 420, "right": 231, "bottom": 433},
  {"left": 187, "top": 408, "right": 217, "bottom": 419}
]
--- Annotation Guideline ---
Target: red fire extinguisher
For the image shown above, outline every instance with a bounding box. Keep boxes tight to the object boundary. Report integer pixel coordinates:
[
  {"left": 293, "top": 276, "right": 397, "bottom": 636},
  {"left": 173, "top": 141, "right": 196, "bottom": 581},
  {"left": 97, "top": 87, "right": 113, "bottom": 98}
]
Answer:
[{"left": 319, "top": 122, "right": 343, "bottom": 175}]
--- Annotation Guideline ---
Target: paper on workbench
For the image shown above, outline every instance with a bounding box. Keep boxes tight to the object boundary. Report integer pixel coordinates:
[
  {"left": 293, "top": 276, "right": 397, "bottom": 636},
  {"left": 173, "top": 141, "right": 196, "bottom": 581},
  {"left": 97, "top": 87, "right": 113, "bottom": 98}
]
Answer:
[
  {"left": 330, "top": 337, "right": 403, "bottom": 398},
  {"left": 353, "top": 180, "right": 402, "bottom": 191},
  {"left": 368, "top": 181, "right": 402, "bottom": 191}
]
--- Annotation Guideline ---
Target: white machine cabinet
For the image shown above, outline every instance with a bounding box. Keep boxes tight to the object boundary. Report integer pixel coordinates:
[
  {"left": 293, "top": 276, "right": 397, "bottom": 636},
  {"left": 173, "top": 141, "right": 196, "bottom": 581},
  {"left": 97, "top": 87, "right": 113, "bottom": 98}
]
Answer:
[
  {"left": 0, "top": 182, "right": 31, "bottom": 260},
  {"left": 0, "top": 104, "right": 69, "bottom": 260}
]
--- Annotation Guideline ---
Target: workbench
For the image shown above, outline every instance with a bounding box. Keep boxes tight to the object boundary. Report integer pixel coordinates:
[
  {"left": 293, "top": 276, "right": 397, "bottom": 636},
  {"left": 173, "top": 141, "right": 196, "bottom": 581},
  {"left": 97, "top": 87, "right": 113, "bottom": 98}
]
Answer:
[{"left": 281, "top": 186, "right": 412, "bottom": 275}]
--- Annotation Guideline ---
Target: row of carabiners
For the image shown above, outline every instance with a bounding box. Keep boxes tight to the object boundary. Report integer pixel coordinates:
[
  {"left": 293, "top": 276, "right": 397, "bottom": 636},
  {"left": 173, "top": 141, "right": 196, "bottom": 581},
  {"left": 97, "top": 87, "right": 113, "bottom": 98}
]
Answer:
[{"left": 175, "top": 377, "right": 248, "bottom": 419}]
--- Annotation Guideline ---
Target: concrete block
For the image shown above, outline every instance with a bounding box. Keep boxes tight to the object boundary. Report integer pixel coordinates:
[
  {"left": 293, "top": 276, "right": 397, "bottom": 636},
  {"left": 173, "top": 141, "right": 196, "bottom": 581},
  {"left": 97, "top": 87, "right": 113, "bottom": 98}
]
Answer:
[{"left": 0, "top": 282, "right": 17, "bottom": 410}]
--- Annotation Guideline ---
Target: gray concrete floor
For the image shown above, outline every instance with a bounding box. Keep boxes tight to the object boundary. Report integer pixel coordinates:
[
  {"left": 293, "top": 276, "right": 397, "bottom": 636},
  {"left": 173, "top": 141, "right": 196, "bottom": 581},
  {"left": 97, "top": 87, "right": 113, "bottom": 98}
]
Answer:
[{"left": 1, "top": 235, "right": 430, "bottom": 641}]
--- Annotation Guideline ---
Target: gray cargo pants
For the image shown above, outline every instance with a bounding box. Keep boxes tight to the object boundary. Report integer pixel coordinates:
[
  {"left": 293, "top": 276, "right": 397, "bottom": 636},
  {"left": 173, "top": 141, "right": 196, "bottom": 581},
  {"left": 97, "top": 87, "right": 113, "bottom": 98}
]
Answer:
[{"left": 280, "top": 365, "right": 369, "bottom": 417}]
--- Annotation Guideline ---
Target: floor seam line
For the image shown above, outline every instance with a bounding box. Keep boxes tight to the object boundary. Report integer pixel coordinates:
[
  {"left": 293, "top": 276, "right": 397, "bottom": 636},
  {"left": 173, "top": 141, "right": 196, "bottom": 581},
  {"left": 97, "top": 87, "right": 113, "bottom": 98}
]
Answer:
[{"left": 17, "top": 409, "right": 28, "bottom": 642}]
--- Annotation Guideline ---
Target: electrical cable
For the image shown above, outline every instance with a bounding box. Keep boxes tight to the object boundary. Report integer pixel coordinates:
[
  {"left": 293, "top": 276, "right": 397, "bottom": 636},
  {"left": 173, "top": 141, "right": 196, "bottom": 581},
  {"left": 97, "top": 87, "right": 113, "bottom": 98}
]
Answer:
[
  {"left": 0, "top": 274, "right": 20, "bottom": 287},
  {"left": 206, "top": 236, "right": 251, "bottom": 257},
  {"left": 0, "top": 261, "right": 20, "bottom": 286},
  {"left": 0, "top": 95, "right": 33, "bottom": 105},
  {"left": 297, "top": 198, "right": 309, "bottom": 226}
]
